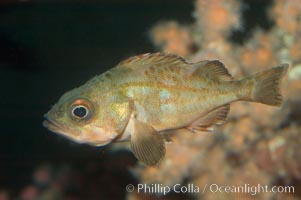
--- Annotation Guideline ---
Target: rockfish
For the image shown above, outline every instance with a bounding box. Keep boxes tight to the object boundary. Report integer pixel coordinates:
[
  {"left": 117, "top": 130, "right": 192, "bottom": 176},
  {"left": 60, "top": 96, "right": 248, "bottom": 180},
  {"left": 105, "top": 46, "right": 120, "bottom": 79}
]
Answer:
[{"left": 43, "top": 53, "right": 288, "bottom": 165}]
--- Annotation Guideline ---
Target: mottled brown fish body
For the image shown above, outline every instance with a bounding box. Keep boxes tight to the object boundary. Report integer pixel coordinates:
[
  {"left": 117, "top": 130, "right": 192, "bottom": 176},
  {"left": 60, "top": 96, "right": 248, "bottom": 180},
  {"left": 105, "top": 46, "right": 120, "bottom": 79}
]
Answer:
[
  {"left": 121, "top": 76, "right": 239, "bottom": 131},
  {"left": 43, "top": 53, "right": 288, "bottom": 166}
]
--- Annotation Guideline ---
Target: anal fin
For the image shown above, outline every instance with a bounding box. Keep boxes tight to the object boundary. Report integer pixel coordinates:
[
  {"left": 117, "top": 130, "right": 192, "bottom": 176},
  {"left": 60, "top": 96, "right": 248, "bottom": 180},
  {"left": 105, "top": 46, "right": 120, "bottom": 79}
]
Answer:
[
  {"left": 187, "top": 104, "right": 230, "bottom": 133},
  {"left": 130, "top": 119, "right": 166, "bottom": 165}
]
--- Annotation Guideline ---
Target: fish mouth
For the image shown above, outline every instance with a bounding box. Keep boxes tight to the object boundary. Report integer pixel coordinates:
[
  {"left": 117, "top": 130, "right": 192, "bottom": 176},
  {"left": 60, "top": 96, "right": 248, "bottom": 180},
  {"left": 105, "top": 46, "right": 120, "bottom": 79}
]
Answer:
[
  {"left": 43, "top": 114, "right": 83, "bottom": 143},
  {"left": 43, "top": 114, "right": 67, "bottom": 135}
]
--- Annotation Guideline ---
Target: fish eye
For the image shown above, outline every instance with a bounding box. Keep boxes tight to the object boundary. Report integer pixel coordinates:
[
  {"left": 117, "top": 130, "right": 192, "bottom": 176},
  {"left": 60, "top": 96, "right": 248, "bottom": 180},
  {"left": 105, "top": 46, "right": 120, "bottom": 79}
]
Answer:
[
  {"left": 69, "top": 99, "right": 94, "bottom": 121},
  {"left": 72, "top": 105, "right": 88, "bottom": 118}
]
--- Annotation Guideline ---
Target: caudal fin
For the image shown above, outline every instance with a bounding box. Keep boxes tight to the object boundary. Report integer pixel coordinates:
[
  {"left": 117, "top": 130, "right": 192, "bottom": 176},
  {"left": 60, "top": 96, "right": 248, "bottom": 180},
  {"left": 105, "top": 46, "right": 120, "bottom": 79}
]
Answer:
[{"left": 252, "top": 64, "right": 288, "bottom": 106}]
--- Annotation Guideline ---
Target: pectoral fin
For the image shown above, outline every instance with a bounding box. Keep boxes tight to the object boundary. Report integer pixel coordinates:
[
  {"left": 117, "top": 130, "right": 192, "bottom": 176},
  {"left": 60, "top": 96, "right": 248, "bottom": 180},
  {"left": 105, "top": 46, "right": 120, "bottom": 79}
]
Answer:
[
  {"left": 130, "top": 119, "right": 165, "bottom": 165},
  {"left": 187, "top": 104, "right": 230, "bottom": 133}
]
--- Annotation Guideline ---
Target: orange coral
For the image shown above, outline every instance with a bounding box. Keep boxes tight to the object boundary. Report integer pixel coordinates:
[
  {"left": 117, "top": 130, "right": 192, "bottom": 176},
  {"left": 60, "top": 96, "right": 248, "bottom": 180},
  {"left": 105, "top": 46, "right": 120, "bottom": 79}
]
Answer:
[
  {"left": 194, "top": 0, "right": 241, "bottom": 42},
  {"left": 131, "top": 1, "right": 301, "bottom": 200},
  {"left": 270, "top": 0, "right": 301, "bottom": 34},
  {"left": 150, "top": 21, "right": 194, "bottom": 57},
  {"left": 290, "top": 41, "right": 301, "bottom": 61}
]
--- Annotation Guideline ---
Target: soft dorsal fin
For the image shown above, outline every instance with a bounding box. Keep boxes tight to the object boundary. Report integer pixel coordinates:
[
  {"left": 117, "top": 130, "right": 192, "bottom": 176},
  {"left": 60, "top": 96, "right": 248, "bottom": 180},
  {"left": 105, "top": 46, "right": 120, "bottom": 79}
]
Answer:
[
  {"left": 116, "top": 52, "right": 189, "bottom": 69},
  {"left": 191, "top": 60, "right": 233, "bottom": 81},
  {"left": 187, "top": 104, "right": 230, "bottom": 133}
]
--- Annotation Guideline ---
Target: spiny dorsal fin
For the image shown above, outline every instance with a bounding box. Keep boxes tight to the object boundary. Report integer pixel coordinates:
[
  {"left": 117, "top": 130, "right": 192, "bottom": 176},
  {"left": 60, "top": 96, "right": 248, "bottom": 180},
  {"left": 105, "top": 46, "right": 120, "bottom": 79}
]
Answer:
[
  {"left": 116, "top": 52, "right": 189, "bottom": 69},
  {"left": 192, "top": 60, "right": 233, "bottom": 81},
  {"left": 187, "top": 104, "right": 230, "bottom": 133}
]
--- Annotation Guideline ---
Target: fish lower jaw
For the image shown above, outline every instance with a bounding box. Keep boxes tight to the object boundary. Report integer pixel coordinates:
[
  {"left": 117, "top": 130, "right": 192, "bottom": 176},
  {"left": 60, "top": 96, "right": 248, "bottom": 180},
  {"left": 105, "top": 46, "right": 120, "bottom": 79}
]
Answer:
[
  {"left": 79, "top": 128, "right": 118, "bottom": 147},
  {"left": 43, "top": 120, "right": 84, "bottom": 143},
  {"left": 43, "top": 120, "right": 70, "bottom": 136},
  {"left": 86, "top": 140, "right": 112, "bottom": 147},
  {"left": 79, "top": 136, "right": 114, "bottom": 147}
]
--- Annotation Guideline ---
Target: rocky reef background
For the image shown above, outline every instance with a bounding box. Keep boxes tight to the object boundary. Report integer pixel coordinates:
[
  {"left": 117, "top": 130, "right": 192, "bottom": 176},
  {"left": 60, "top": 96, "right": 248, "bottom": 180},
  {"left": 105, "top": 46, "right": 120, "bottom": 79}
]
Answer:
[
  {"left": 0, "top": 0, "right": 301, "bottom": 200},
  {"left": 129, "top": 0, "right": 301, "bottom": 200}
]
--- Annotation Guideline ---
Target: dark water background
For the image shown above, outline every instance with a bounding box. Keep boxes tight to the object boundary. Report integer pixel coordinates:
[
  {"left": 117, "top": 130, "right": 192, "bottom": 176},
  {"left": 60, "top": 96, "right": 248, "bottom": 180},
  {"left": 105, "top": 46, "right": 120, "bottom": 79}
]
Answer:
[
  {"left": 0, "top": 0, "right": 274, "bottom": 199},
  {"left": 0, "top": 0, "right": 193, "bottom": 197}
]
